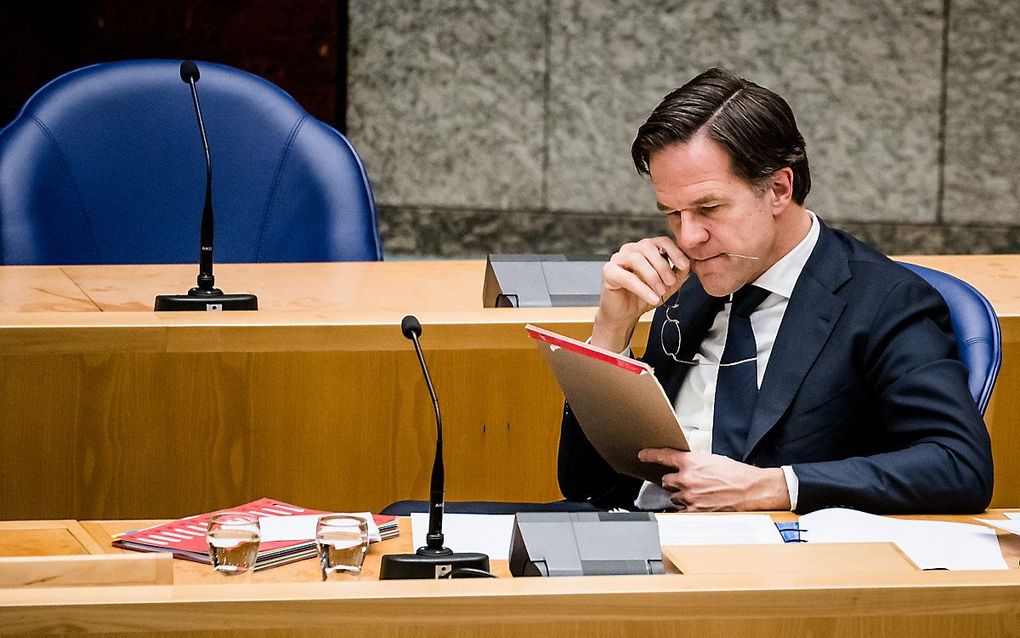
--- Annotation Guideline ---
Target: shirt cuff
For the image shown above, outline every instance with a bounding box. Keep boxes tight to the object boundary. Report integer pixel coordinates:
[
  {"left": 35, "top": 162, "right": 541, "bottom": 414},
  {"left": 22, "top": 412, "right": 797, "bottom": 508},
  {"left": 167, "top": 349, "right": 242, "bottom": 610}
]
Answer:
[
  {"left": 781, "top": 465, "right": 799, "bottom": 511},
  {"left": 634, "top": 480, "right": 679, "bottom": 511}
]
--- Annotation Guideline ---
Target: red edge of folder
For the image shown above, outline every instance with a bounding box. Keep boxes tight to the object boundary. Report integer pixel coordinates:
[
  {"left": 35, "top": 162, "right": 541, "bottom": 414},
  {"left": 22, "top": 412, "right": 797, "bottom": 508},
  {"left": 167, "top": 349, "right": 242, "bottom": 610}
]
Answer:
[{"left": 525, "top": 324, "right": 648, "bottom": 375}]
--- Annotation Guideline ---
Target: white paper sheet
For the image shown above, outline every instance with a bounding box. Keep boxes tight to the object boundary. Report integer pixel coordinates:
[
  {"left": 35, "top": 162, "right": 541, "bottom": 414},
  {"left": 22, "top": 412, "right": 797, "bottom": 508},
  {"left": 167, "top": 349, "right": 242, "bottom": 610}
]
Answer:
[
  {"left": 410, "top": 513, "right": 516, "bottom": 559},
  {"left": 656, "top": 514, "right": 785, "bottom": 545},
  {"left": 258, "top": 512, "right": 381, "bottom": 543},
  {"left": 799, "top": 508, "right": 1007, "bottom": 570},
  {"left": 1003, "top": 512, "right": 1020, "bottom": 521},
  {"left": 977, "top": 518, "right": 1020, "bottom": 535}
]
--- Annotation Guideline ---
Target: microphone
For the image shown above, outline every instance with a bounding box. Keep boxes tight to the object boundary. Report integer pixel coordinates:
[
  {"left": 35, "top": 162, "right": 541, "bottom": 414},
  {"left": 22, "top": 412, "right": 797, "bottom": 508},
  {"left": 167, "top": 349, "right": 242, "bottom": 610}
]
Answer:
[
  {"left": 401, "top": 315, "right": 446, "bottom": 553},
  {"left": 154, "top": 60, "right": 258, "bottom": 311},
  {"left": 379, "top": 315, "right": 491, "bottom": 579}
]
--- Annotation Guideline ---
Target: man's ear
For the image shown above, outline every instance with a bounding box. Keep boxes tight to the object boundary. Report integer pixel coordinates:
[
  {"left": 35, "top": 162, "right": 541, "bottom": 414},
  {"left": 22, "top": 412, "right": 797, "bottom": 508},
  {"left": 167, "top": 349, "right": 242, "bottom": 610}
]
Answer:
[{"left": 768, "top": 167, "right": 795, "bottom": 214}]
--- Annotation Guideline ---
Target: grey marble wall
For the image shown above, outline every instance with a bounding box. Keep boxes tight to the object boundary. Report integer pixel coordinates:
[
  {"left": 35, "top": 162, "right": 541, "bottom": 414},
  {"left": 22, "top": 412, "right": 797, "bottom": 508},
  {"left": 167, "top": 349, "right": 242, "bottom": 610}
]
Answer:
[
  {"left": 944, "top": 0, "right": 1020, "bottom": 226},
  {"left": 348, "top": 0, "right": 1020, "bottom": 257}
]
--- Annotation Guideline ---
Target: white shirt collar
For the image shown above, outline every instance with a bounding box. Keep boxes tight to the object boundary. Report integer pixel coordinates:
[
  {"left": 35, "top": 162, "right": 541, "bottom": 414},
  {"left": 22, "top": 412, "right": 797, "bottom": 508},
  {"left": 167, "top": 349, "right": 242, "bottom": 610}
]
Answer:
[{"left": 751, "top": 210, "right": 819, "bottom": 299}]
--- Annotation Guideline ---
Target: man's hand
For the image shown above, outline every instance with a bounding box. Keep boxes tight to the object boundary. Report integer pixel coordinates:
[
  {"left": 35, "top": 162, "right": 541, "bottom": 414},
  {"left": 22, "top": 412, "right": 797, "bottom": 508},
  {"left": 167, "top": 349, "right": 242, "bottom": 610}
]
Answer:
[
  {"left": 591, "top": 238, "right": 690, "bottom": 353},
  {"left": 639, "top": 448, "right": 791, "bottom": 511}
]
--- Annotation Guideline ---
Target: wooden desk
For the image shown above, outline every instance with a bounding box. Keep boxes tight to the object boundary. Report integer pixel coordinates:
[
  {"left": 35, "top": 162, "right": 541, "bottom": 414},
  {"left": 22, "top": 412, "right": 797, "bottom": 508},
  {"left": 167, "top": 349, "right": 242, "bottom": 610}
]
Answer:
[
  {"left": 2, "top": 513, "right": 1020, "bottom": 636},
  {"left": 0, "top": 257, "right": 1018, "bottom": 520}
]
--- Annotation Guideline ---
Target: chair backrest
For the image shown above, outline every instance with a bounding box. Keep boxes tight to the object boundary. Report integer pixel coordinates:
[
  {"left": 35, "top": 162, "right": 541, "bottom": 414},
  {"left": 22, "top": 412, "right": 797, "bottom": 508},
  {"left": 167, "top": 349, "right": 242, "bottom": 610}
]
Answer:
[
  {"left": 898, "top": 262, "right": 1001, "bottom": 414},
  {"left": 0, "top": 59, "right": 382, "bottom": 265}
]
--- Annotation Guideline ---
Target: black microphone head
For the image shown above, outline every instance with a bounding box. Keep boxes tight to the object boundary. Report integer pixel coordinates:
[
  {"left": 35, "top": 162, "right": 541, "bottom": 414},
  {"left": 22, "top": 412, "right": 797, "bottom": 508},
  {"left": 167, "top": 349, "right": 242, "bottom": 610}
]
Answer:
[
  {"left": 180, "top": 60, "right": 200, "bottom": 83},
  {"left": 401, "top": 315, "right": 422, "bottom": 339}
]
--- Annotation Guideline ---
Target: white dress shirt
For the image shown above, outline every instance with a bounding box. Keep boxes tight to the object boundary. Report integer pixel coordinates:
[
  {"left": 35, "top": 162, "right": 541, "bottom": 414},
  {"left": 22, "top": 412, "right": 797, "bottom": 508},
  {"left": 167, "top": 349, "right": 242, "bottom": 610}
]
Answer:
[{"left": 636, "top": 212, "right": 820, "bottom": 511}]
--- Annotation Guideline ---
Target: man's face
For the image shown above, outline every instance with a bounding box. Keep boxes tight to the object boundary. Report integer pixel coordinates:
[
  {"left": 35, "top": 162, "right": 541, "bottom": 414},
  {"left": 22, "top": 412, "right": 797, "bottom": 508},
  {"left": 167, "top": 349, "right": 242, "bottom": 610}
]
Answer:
[{"left": 649, "top": 135, "right": 779, "bottom": 297}]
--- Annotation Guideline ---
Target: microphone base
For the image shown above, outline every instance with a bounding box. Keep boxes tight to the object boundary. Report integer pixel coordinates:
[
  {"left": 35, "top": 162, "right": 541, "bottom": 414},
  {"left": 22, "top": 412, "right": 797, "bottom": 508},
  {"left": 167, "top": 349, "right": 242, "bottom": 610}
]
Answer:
[
  {"left": 154, "top": 291, "right": 258, "bottom": 311},
  {"left": 379, "top": 551, "right": 489, "bottom": 580}
]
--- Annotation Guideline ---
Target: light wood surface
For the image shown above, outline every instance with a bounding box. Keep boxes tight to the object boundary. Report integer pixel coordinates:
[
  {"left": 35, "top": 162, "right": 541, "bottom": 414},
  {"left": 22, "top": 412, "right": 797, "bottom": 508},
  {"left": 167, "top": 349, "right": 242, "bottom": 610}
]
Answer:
[
  {"left": 75, "top": 518, "right": 519, "bottom": 584},
  {"left": 0, "top": 266, "right": 98, "bottom": 313},
  {"left": 0, "top": 553, "right": 173, "bottom": 588},
  {"left": 2, "top": 514, "right": 1020, "bottom": 636},
  {"left": 0, "top": 262, "right": 602, "bottom": 354},
  {"left": 662, "top": 542, "right": 919, "bottom": 574},
  {"left": 5, "top": 572, "right": 1020, "bottom": 637},
  {"left": 0, "top": 520, "right": 106, "bottom": 557},
  {"left": 73, "top": 512, "right": 1020, "bottom": 580},
  {"left": 0, "top": 258, "right": 1017, "bottom": 521}
]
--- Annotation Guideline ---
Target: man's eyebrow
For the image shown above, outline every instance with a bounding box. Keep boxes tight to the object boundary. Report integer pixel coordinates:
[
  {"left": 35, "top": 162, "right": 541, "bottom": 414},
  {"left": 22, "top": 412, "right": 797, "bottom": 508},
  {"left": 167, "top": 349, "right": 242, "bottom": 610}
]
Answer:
[{"left": 656, "top": 195, "right": 726, "bottom": 212}]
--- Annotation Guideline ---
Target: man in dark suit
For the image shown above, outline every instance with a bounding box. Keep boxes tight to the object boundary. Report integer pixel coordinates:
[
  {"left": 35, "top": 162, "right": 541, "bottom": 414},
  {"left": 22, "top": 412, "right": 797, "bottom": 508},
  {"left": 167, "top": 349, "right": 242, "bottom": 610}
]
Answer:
[{"left": 558, "top": 68, "right": 993, "bottom": 514}]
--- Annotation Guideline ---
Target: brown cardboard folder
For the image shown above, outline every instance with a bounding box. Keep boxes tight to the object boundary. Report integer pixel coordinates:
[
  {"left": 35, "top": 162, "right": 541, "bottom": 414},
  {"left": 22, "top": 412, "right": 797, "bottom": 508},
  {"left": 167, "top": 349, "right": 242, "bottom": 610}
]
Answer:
[{"left": 527, "top": 324, "right": 688, "bottom": 483}]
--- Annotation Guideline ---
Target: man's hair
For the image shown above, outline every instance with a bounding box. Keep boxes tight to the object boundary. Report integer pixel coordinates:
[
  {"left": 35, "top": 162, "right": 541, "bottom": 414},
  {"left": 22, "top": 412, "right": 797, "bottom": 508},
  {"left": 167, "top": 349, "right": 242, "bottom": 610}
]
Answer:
[{"left": 631, "top": 68, "right": 810, "bottom": 205}]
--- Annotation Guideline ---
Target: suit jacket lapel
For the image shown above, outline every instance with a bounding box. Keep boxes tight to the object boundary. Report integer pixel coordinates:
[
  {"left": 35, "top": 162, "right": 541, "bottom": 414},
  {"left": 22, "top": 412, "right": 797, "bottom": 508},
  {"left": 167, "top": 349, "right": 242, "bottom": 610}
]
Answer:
[{"left": 742, "top": 223, "right": 850, "bottom": 460}]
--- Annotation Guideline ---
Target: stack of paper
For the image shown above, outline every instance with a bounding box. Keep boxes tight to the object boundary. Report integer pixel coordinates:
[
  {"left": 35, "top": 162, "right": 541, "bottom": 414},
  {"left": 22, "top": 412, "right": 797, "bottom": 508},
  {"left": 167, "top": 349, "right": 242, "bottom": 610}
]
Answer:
[
  {"left": 975, "top": 517, "right": 1020, "bottom": 537},
  {"left": 799, "top": 508, "right": 1007, "bottom": 571},
  {"left": 655, "top": 514, "right": 785, "bottom": 545}
]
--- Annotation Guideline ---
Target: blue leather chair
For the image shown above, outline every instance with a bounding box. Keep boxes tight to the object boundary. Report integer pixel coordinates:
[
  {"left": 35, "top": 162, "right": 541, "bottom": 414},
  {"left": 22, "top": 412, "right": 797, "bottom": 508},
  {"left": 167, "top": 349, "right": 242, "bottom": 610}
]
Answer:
[
  {"left": 898, "top": 262, "right": 1001, "bottom": 415},
  {"left": 0, "top": 60, "right": 382, "bottom": 265}
]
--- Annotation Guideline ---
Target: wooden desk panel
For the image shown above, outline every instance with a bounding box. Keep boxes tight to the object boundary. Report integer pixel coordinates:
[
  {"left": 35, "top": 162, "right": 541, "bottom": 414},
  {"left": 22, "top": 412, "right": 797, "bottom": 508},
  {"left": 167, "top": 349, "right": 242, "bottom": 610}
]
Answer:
[
  {"left": 78, "top": 517, "right": 515, "bottom": 584},
  {"left": 74, "top": 513, "right": 1020, "bottom": 581},
  {"left": 63, "top": 261, "right": 496, "bottom": 313},
  {"left": 0, "top": 349, "right": 568, "bottom": 519},
  {"left": 0, "top": 520, "right": 105, "bottom": 557},
  {"left": 0, "top": 266, "right": 98, "bottom": 313},
  {"left": 5, "top": 574, "right": 1020, "bottom": 638},
  {"left": 3, "top": 514, "right": 1020, "bottom": 637},
  {"left": 0, "top": 258, "right": 1017, "bottom": 519}
]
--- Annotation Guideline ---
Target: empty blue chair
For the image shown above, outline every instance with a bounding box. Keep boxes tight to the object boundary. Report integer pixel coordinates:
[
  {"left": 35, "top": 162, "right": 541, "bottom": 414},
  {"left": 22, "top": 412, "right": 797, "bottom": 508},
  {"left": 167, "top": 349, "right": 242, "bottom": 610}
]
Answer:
[
  {"left": 899, "top": 262, "right": 1001, "bottom": 415},
  {"left": 0, "top": 59, "right": 382, "bottom": 265}
]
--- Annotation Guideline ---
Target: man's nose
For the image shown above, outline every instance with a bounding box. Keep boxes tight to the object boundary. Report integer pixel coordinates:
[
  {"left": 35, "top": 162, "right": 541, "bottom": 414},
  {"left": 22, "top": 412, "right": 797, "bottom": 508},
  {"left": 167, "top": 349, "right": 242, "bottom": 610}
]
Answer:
[{"left": 675, "top": 212, "right": 709, "bottom": 248}]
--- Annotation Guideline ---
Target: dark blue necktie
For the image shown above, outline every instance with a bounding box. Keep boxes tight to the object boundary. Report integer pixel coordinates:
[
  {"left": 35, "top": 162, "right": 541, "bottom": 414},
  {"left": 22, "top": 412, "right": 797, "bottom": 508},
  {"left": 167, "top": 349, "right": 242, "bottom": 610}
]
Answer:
[{"left": 712, "top": 285, "right": 771, "bottom": 459}]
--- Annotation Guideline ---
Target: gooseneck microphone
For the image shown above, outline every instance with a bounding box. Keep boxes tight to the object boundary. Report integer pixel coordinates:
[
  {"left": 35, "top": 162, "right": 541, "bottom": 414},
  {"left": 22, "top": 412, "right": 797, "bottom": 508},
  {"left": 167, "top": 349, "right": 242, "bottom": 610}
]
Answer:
[
  {"left": 402, "top": 315, "right": 448, "bottom": 553},
  {"left": 379, "top": 316, "right": 490, "bottom": 579},
  {"left": 154, "top": 60, "right": 258, "bottom": 311},
  {"left": 182, "top": 60, "right": 215, "bottom": 294}
]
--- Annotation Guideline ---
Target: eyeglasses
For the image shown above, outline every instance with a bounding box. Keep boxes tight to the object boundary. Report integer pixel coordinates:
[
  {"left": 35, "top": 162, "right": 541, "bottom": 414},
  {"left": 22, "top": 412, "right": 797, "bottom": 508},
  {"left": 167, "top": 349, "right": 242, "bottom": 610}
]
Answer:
[{"left": 660, "top": 297, "right": 758, "bottom": 367}]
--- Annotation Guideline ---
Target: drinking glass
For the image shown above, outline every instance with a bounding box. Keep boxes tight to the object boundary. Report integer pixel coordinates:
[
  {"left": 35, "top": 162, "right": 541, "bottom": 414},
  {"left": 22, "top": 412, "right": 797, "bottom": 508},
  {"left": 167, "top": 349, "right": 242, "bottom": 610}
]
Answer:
[
  {"left": 206, "top": 512, "right": 260, "bottom": 578},
  {"left": 316, "top": 514, "right": 369, "bottom": 580}
]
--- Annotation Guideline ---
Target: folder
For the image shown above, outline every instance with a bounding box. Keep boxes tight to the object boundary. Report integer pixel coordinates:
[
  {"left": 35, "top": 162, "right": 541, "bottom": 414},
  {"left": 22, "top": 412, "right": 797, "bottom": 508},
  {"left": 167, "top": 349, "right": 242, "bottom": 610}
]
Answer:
[{"left": 527, "top": 324, "right": 688, "bottom": 483}]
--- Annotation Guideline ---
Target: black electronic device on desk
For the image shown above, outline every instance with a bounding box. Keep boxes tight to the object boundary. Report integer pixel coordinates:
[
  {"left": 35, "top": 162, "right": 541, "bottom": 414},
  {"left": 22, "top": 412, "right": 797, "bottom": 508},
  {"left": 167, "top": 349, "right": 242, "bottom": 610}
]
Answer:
[
  {"left": 482, "top": 254, "right": 607, "bottom": 308},
  {"left": 378, "top": 316, "right": 491, "bottom": 580}
]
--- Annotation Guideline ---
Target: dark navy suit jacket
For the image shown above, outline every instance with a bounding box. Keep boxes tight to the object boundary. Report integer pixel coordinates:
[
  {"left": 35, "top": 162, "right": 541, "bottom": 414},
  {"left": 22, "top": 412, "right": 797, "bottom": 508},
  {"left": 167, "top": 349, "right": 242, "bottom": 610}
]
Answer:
[{"left": 558, "top": 221, "right": 993, "bottom": 514}]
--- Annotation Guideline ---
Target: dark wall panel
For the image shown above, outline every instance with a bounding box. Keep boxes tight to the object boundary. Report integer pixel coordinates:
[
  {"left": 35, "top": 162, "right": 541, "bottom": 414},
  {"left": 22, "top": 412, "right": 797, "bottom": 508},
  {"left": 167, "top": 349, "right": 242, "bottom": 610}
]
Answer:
[{"left": 0, "top": 0, "right": 345, "bottom": 130}]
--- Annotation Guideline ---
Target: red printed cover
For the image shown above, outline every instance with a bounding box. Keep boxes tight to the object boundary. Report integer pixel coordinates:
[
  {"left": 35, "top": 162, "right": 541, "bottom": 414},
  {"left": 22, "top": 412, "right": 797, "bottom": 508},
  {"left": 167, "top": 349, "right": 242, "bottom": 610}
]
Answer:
[
  {"left": 115, "top": 497, "right": 329, "bottom": 555},
  {"left": 113, "top": 497, "right": 398, "bottom": 570},
  {"left": 525, "top": 324, "right": 650, "bottom": 375}
]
